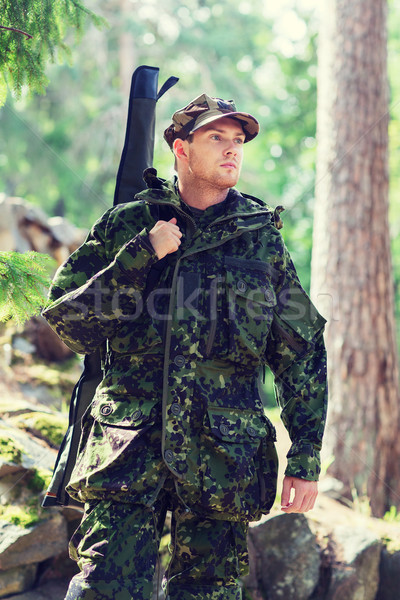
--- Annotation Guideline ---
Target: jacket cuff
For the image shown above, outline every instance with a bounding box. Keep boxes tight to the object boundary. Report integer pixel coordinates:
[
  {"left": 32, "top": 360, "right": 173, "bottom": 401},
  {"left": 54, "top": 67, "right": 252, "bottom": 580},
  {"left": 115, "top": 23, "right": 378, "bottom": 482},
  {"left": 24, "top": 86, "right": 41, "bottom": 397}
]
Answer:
[
  {"left": 115, "top": 228, "right": 158, "bottom": 286},
  {"left": 284, "top": 442, "right": 321, "bottom": 481}
]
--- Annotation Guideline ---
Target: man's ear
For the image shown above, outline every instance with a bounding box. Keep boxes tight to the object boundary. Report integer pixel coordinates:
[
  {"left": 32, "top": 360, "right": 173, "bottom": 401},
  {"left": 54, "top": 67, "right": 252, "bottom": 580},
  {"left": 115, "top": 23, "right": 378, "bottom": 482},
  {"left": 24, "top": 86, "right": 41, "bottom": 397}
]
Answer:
[{"left": 173, "top": 138, "right": 188, "bottom": 164}]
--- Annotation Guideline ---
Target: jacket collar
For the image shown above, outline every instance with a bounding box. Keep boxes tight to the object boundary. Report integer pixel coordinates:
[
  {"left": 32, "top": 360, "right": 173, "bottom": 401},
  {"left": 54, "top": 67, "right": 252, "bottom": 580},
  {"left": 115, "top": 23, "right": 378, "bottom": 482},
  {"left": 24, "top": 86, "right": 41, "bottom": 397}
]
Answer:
[{"left": 137, "top": 168, "right": 276, "bottom": 222}]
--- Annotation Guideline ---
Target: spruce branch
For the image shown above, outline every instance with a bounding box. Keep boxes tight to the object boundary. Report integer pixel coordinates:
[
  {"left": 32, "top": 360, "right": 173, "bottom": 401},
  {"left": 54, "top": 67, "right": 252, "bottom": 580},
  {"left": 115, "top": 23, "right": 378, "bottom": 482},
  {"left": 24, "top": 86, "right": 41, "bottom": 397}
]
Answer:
[
  {"left": 0, "top": 251, "right": 54, "bottom": 325},
  {"left": 0, "top": 26, "right": 33, "bottom": 39}
]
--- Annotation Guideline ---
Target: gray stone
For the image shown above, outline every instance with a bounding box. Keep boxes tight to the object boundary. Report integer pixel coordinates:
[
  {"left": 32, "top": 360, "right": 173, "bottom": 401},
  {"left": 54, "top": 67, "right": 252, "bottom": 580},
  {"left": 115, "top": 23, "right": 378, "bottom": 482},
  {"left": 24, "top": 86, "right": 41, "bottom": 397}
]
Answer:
[
  {"left": 2, "top": 577, "right": 71, "bottom": 599},
  {"left": 246, "top": 513, "right": 321, "bottom": 600},
  {"left": 0, "top": 564, "right": 37, "bottom": 598},
  {"left": 0, "top": 419, "right": 57, "bottom": 474},
  {"left": 0, "top": 513, "right": 68, "bottom": 570},
  {"left": 374, "top": 547, "right": 400, "bottom": 600},
  {"left": 326, "top": 525, "right": 382, "bottom": 600}
]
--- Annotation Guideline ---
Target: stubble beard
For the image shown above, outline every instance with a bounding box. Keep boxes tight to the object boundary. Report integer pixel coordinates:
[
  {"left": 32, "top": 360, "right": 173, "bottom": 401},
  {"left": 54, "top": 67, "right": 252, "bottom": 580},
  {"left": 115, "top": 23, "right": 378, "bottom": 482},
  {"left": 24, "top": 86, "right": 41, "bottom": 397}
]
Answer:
[{"left": 187, "top": 157, "right": 241, "bottom": 193}]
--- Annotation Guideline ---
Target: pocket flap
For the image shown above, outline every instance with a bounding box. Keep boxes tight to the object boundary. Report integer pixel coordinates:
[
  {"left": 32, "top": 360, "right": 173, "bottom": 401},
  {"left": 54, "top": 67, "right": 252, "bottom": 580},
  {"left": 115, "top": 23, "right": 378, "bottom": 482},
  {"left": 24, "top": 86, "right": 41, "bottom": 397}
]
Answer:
[
  {"left": 90, "top": 397, "right": 159, "bottom": 428},
  {"left": 207, "top": 407, "right": 271, "bottom": 443},
  {"left": 225, "top": 268, "right": 276, "bottom": 308},
  {"left": 275, "top": 286, "right": 326, "bottom": 345}
]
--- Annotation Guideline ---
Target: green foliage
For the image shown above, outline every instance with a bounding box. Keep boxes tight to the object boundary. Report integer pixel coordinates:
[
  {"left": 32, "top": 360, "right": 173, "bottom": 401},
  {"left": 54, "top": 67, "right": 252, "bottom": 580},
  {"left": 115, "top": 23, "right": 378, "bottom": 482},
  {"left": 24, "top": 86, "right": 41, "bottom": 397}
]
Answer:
[
  {"left": 27, "top": 467, "right": 52, "bottom": 493},
  {"left": 0, "top": 499, "right": 42, "bottom": 528},
  {"left": 0, "top": 251, "right": 53, "bottom": 324},
  {"left": 0, "top": 434, "right": 23, "bottom": 464},
  {"left": 15, "top": 411, "right": 68, "bottom": 447},
  {"left": 0, "top": 0, "right": 320, "bottom": 292},
  {"left": 383, "top": 505, "right": 400, "bottom": 523},
  {"left": 0, "top": 0, "right": 106, "bottom": 105}
]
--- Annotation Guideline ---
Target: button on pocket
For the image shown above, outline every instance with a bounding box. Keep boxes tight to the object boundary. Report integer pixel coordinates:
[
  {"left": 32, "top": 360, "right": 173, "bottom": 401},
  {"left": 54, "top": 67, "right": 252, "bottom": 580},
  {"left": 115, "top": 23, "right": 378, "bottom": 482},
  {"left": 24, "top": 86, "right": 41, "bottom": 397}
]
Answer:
[
  {"left": 237, "top": 280, "right": 247, "bottom": 293},
  {"left": 100, "top": 405, "right": 113, "bottom": 416},
  {"left": 219, "top": 424, "right": 229, "bottom": 436}
]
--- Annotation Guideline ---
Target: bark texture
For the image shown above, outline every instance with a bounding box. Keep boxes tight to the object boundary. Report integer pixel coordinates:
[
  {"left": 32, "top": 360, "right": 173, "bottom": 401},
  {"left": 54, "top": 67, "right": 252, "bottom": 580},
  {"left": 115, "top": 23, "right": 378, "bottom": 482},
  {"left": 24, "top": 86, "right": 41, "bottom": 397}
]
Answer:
[{"left": 312, "top": 0, "right": 400, "bottom": 516}]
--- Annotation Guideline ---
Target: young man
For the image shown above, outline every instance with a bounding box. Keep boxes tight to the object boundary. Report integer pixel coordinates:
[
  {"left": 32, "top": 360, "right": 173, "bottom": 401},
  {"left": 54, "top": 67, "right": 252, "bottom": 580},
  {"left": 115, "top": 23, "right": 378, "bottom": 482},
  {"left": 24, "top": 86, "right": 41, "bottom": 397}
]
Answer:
[{"left": 43, "top": 94, "right": 327, "bottom": 600}]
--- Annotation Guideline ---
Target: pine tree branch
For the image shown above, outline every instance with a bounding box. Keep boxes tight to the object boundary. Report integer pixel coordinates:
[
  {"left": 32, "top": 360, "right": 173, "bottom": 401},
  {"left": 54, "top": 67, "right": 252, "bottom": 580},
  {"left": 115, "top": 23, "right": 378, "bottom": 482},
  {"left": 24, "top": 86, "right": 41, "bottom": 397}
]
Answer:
[{"left": 0, "top": 26, "right": 33, "bottom": 40}]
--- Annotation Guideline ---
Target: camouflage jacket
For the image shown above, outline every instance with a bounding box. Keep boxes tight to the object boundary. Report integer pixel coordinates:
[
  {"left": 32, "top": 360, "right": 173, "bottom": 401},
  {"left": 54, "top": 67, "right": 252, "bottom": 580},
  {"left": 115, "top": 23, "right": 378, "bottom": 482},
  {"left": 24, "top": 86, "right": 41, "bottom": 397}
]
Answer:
[{"left": 42, "top": 174, "right": 327, "bottom": 522}]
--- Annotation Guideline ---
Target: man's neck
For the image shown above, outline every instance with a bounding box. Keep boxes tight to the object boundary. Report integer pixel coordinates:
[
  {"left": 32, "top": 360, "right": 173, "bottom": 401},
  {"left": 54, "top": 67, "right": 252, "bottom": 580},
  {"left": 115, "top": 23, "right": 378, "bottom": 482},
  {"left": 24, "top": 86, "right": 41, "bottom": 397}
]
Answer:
[{"left": 177, "top": 180, "right": 229, "bottom": 210}]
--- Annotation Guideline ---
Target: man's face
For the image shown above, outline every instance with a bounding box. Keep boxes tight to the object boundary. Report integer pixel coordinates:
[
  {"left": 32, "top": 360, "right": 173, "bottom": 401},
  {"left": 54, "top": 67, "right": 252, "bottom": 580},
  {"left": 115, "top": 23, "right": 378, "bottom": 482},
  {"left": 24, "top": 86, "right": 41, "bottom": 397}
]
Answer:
[{"left": 183, "top": 117, "right": 245, "bottom": 190}]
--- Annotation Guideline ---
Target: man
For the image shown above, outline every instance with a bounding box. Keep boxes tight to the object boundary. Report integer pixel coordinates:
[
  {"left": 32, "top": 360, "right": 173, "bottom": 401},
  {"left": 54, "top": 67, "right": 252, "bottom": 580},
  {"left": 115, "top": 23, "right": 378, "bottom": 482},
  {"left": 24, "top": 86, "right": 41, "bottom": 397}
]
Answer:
[{"left": 43, "top": 93, "right": 327, "bottom": 600}]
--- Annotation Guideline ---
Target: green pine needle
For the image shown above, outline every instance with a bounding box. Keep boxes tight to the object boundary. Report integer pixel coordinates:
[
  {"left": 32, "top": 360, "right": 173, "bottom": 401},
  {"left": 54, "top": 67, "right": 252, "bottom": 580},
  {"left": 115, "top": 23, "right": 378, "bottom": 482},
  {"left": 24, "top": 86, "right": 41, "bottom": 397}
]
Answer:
[
  {"left": 0, "top": 0, "right": 107, "bottom": 105},
  {"left": 0, "top": 251, "right": 54, "bottom": 325}
]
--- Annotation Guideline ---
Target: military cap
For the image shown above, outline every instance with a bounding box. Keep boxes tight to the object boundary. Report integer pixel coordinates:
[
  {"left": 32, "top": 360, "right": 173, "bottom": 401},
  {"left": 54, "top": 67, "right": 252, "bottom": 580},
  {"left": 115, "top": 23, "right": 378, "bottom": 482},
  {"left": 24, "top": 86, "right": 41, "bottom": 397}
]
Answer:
[{"left": 164, "top": 93, "right": 259, "bottom": 148}]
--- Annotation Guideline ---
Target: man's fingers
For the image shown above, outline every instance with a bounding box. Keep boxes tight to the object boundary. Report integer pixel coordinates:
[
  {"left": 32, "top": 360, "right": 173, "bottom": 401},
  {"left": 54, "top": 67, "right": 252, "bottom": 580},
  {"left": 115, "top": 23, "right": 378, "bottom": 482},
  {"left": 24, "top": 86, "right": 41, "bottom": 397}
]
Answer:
[
  {"left": 281, "top": 477, "right": 318, "bottom": 514},
  {"left": 149, "top": 218, "right": 183, "bottom": 259},
  {"left": 280, "top": 477, "right": 292, "bottom": 508}
]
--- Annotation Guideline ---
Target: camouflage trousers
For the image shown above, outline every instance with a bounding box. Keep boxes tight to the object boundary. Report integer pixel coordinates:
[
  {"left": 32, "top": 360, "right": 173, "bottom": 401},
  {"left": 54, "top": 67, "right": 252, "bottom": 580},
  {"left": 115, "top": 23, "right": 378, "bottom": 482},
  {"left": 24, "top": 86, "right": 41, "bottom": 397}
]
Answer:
[{"left": 65, "top": 477, "right": 249, "bottom": 600}]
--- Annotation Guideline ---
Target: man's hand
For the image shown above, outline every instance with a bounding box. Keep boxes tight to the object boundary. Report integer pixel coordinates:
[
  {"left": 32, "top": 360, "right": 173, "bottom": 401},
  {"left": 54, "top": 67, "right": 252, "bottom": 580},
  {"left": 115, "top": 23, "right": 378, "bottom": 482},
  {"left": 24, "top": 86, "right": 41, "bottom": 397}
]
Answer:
[
  {"left": 149, "top": 218, "right": 182, "bottom": 260},
  {"left": 280, "top": 476, "right": 318, "bottom": 513}
]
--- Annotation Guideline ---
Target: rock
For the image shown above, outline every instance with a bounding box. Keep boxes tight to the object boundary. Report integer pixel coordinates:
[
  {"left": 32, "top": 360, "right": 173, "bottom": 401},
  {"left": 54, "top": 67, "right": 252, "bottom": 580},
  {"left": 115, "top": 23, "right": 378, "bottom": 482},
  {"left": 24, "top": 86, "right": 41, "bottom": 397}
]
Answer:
[
  {"left": 4, "top": 577, "right": 70, "bottom": 599},
  {"left": 12, "top": 337, "right": 36, "bottom": 356},
  {"left": 0, "top": 564, "right": 37, "bottom": 598},
  {"left": 326, "top": 525, "right": 382, "bottom": 600},
  {"left": 374, "top": 547, "right": 400, "bottom": 600},
  {"left": 0, "top": 195, "right": 86, "bottom": 260},
  {"left": 0, "top": 419, "right": 57, "bottom": 474},
  {"left": 0, "top": 513, "right": 68, "bottom": 570},
  {"left": 246, "top": 513, "right": 321, "bottom": 600}
]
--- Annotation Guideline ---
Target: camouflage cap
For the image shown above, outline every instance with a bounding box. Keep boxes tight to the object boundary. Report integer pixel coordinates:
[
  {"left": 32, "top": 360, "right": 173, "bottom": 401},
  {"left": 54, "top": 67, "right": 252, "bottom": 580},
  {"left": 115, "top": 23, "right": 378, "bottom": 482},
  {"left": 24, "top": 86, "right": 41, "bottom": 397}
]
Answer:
[{"left": 164, "top": 93, "right": 259, "bottom": 148}]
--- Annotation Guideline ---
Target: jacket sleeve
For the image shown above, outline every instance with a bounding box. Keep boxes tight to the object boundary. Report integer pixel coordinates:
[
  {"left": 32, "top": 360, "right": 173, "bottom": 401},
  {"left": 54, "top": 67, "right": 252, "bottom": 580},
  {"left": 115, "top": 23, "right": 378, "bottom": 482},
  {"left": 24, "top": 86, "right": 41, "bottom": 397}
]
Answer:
[
  {"left": 42, "top": 207, "right": 159, "bottom": 354},
  {"left": 264, "top": 242, "right": 328, "bottom": 481}
]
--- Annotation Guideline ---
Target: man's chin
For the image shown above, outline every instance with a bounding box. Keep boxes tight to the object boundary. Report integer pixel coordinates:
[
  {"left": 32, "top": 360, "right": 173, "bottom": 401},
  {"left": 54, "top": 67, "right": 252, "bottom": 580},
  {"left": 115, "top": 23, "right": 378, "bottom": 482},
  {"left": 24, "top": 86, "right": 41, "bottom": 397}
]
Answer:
[{"left": 215, "top": 172, "right": 240, "bottom": 188}]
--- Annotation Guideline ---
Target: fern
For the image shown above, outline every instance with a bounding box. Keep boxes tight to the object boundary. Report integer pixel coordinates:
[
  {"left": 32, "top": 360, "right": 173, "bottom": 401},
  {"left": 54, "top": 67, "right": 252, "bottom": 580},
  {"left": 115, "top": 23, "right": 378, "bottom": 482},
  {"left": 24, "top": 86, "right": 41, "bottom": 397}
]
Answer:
[{"left": 0, "top": 251, "right": 53, "bottom": 324}]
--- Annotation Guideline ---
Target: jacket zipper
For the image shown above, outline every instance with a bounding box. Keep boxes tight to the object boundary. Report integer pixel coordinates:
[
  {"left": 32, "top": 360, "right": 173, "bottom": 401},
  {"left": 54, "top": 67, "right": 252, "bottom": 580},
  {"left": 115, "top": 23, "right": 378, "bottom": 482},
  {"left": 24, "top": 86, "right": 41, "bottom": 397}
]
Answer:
[
  {"left": 146, "top": 199, "right": 199, "bottom": 236},
  {"left": 205, "top": 274, "right": 223, "bottom": 357}
]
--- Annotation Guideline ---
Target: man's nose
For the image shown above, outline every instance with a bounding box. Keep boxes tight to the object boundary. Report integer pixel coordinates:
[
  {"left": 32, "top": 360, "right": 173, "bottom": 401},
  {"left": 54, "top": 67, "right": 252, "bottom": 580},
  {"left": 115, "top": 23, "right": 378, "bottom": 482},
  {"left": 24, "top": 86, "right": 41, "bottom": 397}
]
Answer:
[{"left": 224, "top": 141, "right": 237, "bottom": 155}]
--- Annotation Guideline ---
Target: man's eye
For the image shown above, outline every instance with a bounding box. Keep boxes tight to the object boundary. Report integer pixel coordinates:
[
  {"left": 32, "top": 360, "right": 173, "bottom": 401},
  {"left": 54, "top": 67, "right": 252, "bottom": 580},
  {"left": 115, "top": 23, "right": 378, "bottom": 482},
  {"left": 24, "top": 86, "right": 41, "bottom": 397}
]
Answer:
[
  {"left": 235, "top": 138, "right": 244, "bottom": 144},
  {"left": 211, "top": 134, "right": 221, "bottom": 140}
]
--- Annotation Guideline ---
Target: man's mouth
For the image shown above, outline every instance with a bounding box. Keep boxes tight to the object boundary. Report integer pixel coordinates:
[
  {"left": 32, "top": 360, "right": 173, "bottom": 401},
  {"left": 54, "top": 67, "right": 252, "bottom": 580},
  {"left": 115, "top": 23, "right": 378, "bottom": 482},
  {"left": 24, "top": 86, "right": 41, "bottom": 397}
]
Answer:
[{"left": 220, "top": 162, "right": 237, "bottom": 169}]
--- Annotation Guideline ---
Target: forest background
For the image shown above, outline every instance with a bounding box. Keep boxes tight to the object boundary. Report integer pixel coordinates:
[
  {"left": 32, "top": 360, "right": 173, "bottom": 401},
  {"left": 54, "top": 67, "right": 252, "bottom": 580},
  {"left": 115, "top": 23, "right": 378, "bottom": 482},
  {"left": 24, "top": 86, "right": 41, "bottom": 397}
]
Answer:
[
  {"left": 2, "top": 0, "right": 400, "bottom": 324},
  {"left": 0, "top": 0, "right": 399, "bottom": 523}
]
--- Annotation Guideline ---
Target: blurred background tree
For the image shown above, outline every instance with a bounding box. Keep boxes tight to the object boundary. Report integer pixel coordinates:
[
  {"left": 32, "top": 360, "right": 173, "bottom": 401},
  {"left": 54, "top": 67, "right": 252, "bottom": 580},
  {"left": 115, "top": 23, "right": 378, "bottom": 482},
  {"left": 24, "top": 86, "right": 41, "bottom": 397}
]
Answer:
[
  {"left": 313, "top": 0, "right": 400, "bottom": 517},
  {"left": 0, "top": 0, "right": 320, "bottom": 291}
]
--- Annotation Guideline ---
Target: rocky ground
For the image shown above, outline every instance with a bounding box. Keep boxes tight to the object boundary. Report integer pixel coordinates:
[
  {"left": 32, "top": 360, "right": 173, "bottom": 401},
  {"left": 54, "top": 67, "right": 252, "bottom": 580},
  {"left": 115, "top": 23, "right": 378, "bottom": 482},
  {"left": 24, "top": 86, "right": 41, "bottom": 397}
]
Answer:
[{"left": 1, "top": 325, "right": 400, "bottom": 600}]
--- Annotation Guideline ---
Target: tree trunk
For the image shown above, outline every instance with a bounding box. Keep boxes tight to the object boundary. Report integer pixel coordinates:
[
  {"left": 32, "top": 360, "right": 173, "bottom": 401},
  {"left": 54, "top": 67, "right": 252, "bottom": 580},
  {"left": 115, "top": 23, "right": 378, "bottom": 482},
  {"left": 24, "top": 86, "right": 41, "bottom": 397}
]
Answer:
[{"left": 312, "top": 0, "right": 400, "bottom": 516}]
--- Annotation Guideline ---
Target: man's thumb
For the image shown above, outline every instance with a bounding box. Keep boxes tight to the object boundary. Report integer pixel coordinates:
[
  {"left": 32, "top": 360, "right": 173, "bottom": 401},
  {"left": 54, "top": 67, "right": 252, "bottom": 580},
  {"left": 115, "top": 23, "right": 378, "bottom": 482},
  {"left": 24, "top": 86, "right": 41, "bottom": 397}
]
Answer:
[{"left": 169, "top": 218, "right": 177, "bottom": 224}]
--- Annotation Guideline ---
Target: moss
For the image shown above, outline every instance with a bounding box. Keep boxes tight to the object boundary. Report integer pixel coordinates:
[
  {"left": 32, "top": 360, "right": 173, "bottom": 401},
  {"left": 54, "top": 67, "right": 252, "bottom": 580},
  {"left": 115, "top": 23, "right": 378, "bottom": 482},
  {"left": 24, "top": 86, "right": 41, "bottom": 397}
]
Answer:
[
  {"left": 14, "top": 411, "right": 68, "bottom": 447},
  {"left": 24, "top": 359, "right": 81, "bottom": 391},
  {"left": 0, "top": 502, "right": 42, "bottom": 528},
  {"left": 383, "top": 537, "right": 400, "bottom": 553},
  {"left": 27, "top": 467, "right": 52, "bottom": 494},
  {"left": 0, "top": 434, "right": 24, "bottom": 464}
]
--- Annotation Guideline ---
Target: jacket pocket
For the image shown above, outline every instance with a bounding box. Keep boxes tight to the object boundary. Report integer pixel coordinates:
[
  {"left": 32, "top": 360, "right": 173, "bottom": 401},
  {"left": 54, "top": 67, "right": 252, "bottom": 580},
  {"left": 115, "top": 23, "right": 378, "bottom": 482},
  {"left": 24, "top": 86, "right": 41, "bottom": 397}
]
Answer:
[
  {"left": 225, "top": 264, "right": 277, "bottom": 363},
  {"left": 200, "top": 407, "right": 271, "bottom": 519},
  {"left": 90, "top": 395, "right": 159, "bottom": 429},
  {"left": 67, "top": 394, "right": 161, "bottom": 500}
]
